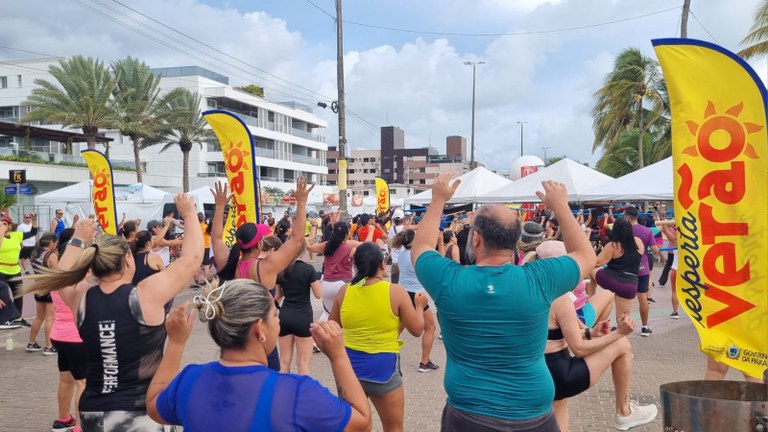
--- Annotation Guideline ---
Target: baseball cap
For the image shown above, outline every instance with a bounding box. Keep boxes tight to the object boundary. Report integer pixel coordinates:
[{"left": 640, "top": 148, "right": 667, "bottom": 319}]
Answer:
[{"left": 393, "top": 209, "right": 405, "bottom": 220}]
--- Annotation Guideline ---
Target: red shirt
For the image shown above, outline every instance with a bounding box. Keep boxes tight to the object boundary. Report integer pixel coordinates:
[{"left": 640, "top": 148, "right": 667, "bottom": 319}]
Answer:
[{"left": 357, "top": 226, "right": 386, "bottom": 242}]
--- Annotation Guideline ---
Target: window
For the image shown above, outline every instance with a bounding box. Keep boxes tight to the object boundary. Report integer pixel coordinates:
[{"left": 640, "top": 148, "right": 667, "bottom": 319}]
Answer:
[
  {"left": 419, "top": 167, "right": 426, "bottom": 173},
  {"left": 348, "top": 169, "right": 355, "bottom": 174},
  {"left": 328, "top": 158, "right": 336, "bottom": 163},
  {"left": 328, "top": 169, "right": 337, "bottom": 174},
  {"left": 420, "top": 179, "right": 426, "bottom": 184},
  {"left": 407, "top": 156, "right": 413, "bottom": 161},
  {"left": 268, "top": 111, "right": 275, "bottom": 122},
  {"left": 384, "top": 168, "right": 390, "bottom": 173},
  {"left": 363, "top": 191, "right": 369, "bottom": 196},
  {"left": 0, "top": 76, "right": 7, "bottom": 89},
  {"left": 17, "top": 75, "right": 21, "bottom": 87},
  {"left": 207, "top": 99, "right": 217, "bottom": 109}
]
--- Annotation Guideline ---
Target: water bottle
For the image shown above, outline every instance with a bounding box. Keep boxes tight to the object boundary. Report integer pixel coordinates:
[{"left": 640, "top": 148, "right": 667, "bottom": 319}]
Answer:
[{"left": 6, "top": 333, "right": 13, "bottom": 351}]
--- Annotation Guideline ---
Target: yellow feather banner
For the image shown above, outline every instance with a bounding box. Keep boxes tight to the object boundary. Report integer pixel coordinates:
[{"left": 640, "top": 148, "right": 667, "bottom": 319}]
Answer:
[
  {"left": 203, "top": 110, "right": 262, "bottom": 248},
  {"left": 81, "top": 149, "right": 118, "bottom": 235},
  {"left": 375, "top": 177, "right": 389, "bottom": 215},
  {"left": 654, "top": 38, "right": 768, "bottom": 378}
]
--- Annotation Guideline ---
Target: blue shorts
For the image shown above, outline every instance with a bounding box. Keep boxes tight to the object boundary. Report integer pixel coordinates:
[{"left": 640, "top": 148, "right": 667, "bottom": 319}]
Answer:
[{"left": 576, "top": 304, "right": 597, "bottom": 328}]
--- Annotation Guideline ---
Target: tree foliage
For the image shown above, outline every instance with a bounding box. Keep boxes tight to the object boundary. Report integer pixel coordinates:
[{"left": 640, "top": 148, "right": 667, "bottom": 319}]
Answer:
[
  {"left": 142, "top": 88, "right": 216, "bottom": 192},
  {"left": 235, "top": 84, "right": 265, "bottom": 97},
  {"left": 739, "top": 0, "right": 768, "bottom": 59},
  {"left": 22, "top": 56, "right": 118, "bottom": 150}
]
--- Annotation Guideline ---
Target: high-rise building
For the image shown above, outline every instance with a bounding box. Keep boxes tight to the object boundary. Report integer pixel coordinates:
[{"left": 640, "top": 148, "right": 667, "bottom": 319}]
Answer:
[{"left": 446, "top": 135, "right": 467, "bottom": 161}]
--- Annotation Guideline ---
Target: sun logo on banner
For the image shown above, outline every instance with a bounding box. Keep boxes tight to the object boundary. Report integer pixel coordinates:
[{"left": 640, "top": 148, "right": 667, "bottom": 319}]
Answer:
[{"left": 683, "top": 101, "right": 763, "bottom": 159}]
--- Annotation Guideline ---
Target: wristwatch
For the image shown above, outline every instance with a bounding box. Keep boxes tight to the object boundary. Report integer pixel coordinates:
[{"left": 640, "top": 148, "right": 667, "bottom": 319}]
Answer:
[{"left": 68, "top": 238, "right": 85, "bottom": 249}]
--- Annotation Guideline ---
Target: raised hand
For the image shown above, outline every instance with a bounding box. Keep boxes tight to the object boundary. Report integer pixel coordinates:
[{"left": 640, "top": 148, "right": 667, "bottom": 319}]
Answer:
[
  {"left": 414, "top": 292, "right": 428, "bottom": 309},
  {"left": 535, "top": 181, "right": 569, "bottom": 212},
  {"left": 294, "top": 176, "right": 315, "bottom": 205},
  {"left": 211, "top": 181, "right": 231, "bottom": 208},
  {"left": 431, "top": 172, "right": 460, "bottom": 203},
  {"left": 165, "top": 303, "right": 195, "bottom": 345},
  {"left": 174, "top": 193, "right": 197, "bottom": 220},
  {"left": 73, "top": 218, "right": 98, "bottom": 242},
  {"left": 616, "top": 313, "right": 636, "bottom": 336},
  {"left": 311, "top": 320, "right": 345, "bottom": 361}
]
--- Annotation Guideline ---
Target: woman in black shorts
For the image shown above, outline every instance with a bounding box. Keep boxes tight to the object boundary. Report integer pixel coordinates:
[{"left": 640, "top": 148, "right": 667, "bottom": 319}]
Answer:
[
  {"left": 537, "top": 241, "right": 657, "bottom": 431},
  {"left": 276, "top": 241, "right": 321, "bottom": 375},
  {"left": 26, "top": 232, "right": 58, "bottom": 354}
]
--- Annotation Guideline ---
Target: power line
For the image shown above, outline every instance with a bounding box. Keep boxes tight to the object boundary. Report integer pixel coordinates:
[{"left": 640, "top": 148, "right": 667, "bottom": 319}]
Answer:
[
  {"left": 689, "top": 9, "right": 720, "bottom": 44},
  {"left": 302, "top": 2, "right": 681, "bottom": 37},
  {"left": 107, "top": 0, "right": 333, "bottom": 101}
]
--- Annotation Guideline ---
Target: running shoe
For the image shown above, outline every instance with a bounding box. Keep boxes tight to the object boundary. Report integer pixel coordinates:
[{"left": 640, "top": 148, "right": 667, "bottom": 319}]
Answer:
[
  {"left": 614, "top": 401, "right": 658, "bottom": 430},
  {"left": 0, "top": 321, "right": 21, "bottom": 329},
  {"left": 26, "top": 342, "right": 42, "bottom": 352},
  {"left": 640, "top": 327, "right": 652, "bottom": 337},
  {"left": 670, "top": 312, "right": 679, "bottom": 319},
  {"left": 43, "top": 346, "right": 57, "bottom": 356},
  {"left": 52, "top": 415, "right": 76, "bottom": 432},
  {"left": 418, "top": 361, "right": 440, "bottom": 373},
  {"left": 12, "top": 318, "right": 31, "bottom": 327},
  {"left": 647, "top": 297, "right": 656, "bottom": 303}
]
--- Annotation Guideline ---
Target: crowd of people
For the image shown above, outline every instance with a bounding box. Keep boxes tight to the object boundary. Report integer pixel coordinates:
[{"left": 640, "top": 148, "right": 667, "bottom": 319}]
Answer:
[{"left": 1, "top": 173, "right": 759, "bottom": 432}]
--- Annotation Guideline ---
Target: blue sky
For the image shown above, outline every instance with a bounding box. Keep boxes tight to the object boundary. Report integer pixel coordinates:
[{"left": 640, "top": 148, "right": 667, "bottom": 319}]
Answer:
[{"left": 1, "top": 0, "right": 765, "bottom": 172}]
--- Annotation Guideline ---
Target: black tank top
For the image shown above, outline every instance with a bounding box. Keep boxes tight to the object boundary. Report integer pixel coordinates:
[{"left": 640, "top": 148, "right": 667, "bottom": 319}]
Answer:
[
  {"left": 606, "top": 243, "right": 642, "bottom": 276},
  {"left": 132, "top": 251, "right": 160, "bottom": 285},
  {"left": 78, "top": 284, "right": 166, "bottom": 412}
]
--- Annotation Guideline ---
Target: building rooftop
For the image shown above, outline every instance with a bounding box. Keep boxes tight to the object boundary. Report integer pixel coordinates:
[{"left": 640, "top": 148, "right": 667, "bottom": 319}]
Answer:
[{"left": 150, "top": 66, "right": 229, "bottom": 85}]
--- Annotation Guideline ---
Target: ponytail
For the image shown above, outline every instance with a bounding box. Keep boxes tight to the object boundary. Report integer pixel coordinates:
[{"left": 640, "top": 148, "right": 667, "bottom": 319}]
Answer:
[
  {"left": 351, "top": 242, "right": 384, "bottom": 285},
  {"left": 217, "top": 243, "right": 242, "bottom": 283}
]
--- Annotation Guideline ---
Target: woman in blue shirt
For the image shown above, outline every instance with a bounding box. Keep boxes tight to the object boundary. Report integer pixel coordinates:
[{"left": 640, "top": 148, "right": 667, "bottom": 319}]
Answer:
[{"left": 146, "top": 278, "right": 372, "bottom": 432}]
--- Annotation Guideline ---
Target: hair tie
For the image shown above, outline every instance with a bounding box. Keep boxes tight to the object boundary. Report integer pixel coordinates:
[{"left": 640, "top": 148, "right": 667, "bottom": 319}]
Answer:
[
  {"left": 193, "top": 283, "right": 227, "bottom": 320},
  {"left": 91, "top": 243, "right": 99, "bottom": 253}
]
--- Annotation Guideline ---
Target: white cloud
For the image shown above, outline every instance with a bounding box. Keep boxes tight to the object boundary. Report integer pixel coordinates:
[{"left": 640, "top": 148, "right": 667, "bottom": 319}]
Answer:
[{"left": 1, "top": 0, "right": 766, "bottom": 172}]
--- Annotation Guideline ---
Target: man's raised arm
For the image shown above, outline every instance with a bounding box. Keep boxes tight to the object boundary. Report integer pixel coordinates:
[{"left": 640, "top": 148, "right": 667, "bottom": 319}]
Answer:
[{"left": 411, "top": 172, "right": 460, "bottom": 265}]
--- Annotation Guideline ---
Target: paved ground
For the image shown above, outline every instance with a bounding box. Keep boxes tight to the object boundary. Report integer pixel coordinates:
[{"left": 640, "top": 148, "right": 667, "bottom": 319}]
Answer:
[{"left": 0, "top": 264, "right": 745, "bottom": 431}]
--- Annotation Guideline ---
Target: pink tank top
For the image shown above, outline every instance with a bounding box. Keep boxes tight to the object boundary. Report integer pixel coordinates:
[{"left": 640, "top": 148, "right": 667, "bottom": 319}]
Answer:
[
  {"left": 50, "top": 291, "right": 82, "bottom": 343},
  {"left": 323, "top": 242, "right": 354, "bottom": 282}
]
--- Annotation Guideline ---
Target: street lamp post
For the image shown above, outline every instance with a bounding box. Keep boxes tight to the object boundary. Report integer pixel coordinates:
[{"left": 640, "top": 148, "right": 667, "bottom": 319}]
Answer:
[
  {"left": 464, "top": 61, "right": 485, "bottom": 169},
  {"left": 541, "top": 146, "right": 552, "bottom": 164},
  {"left": 517, "top": 121, "right": 527, "bottom": 157}
]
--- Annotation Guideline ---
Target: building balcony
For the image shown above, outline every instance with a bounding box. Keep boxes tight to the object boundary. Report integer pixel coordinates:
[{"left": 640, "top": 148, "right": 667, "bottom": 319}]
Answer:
[
  {"left": 217, "top": 108, "right": 325, "bottom": 143},
  {"left": 0, "top": 148, "right": 141, "bottom": 171}
]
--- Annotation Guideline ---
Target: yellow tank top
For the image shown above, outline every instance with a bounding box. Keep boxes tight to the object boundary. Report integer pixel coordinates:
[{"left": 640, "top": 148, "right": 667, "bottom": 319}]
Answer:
[{"left": 341, "top": 279, "right": 404, "bottom": 353}]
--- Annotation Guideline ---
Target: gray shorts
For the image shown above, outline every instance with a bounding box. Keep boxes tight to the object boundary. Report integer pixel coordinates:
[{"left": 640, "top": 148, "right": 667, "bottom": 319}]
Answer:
[
  {"left": 359, "top": 355, "right": 403, "bottom": 397},
  {"left": 440, "top": 404, "right": 559, "bottom": 432}
]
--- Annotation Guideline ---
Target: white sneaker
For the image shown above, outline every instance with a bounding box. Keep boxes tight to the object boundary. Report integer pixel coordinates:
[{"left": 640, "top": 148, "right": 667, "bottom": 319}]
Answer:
[{"left": 614, "top": 400, "right": 658, "bottom": 430}]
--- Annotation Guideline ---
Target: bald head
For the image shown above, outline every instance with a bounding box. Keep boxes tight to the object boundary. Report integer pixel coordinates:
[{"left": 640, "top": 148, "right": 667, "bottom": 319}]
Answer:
[{"left": 473, "top": 204, "right": 522, "bottom": 252}]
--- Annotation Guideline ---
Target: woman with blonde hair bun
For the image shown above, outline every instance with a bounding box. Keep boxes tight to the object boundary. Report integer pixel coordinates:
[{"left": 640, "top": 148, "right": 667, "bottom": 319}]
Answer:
[
  {"left": 146, "top": 279, "right": 372, "bottom": 431},
  {"left": 23, "top": 194, "right": 203, "bottom": 432}
]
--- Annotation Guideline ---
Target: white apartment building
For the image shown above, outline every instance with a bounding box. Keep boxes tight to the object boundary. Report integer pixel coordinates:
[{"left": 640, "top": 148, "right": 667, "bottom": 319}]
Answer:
[{"left": 0, "top": 58, "right": 329, "bottom": 210}]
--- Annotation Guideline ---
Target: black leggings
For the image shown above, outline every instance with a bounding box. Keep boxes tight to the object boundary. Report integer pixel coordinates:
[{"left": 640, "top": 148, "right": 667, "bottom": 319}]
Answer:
[
  {"left": 545, "top": 348, "right": 591, "bottom": 400},
  {"left": 0, "top": 281, "right": 20, "bottom": 323},
  {"left": 0, "top": 273, "right": 23, "bottom": 314},
  {"left": 658, "top": 251, "right": 675, "bottom": 285}
]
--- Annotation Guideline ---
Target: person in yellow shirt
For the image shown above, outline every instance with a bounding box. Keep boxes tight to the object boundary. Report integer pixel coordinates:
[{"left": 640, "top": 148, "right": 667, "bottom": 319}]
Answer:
[
  {"left": 0, "top": 213, "right": 38, "bottom": 325},
  {"left": 329, "top": 242, "right": 426, "bottom": 432},
  {"left": 199, "top": 212, "right": 211, "bottom": 282}
]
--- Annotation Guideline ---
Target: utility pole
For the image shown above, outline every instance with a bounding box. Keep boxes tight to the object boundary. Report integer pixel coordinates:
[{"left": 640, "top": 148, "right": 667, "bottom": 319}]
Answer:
[
  {"left": 336, "top": 0, "right": 348, "bottom": 215},
  {"left": 464, "top": 61, "right": 485, "bottom": 169},
  {"left": 517, "top": 121, "right": 527, "bottom": 157}
]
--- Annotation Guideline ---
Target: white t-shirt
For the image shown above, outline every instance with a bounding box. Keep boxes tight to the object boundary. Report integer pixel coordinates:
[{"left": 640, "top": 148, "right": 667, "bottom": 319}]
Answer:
[
  {"left": 388, "top": 224, "right": 405, "bottom": 264},
  {"left": 17, "top": 223, "right": 35, "bottom": 247}
]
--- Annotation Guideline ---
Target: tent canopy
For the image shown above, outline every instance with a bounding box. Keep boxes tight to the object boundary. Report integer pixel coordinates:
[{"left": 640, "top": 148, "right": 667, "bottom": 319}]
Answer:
[
  {"left": 36, "top": 181, "right": 170, "bottom": 204},
  {"left": 479, "top": 158, "right": 613, "bottom": 203},
  {"left": 405, "top": 166, "right": 513, "bottom": 205},
  {"left": 578, "top": 157, "right": 672, "bottom": 201}
]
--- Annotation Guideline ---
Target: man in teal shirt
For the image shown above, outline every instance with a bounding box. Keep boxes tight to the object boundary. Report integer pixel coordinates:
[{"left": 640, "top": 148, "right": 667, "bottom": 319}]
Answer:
[{"left": 411, "top": 174, "right": 596, "bottom": 432}]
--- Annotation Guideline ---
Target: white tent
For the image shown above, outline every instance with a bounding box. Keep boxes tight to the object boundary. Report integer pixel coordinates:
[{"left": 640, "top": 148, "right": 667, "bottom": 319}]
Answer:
[
  {"left": 578, "top": 157, "right": 673, "bottom": 201},
  {"left": 404, "top": 166, "right": 513, "bottom": 205},
  {"left": 479, "top": 158, "right": 614, "bottom": 202},
  {"left": 36, "top": 181, "right": 171, "bottom": 230}
]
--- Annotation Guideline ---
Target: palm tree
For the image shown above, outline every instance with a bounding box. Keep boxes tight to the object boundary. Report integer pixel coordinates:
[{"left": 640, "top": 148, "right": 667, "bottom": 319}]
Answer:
[
  {"left": 22, "top": 55, "right": 118, "bottom": 150},
  {"left": 592, "top": 47, "right": 666, "bottom": 168},
  {"left": 739, "top": 1, "right": 768, "bottom": 59},
  {"left": 142, "top": 88, "right": 215, "bottom": 192},
  {"left": 112, "top": 57, "right": 167, "bottom": 183},
  {"left": 596, "top": 126, "right": 670, "bottom": 177}
]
